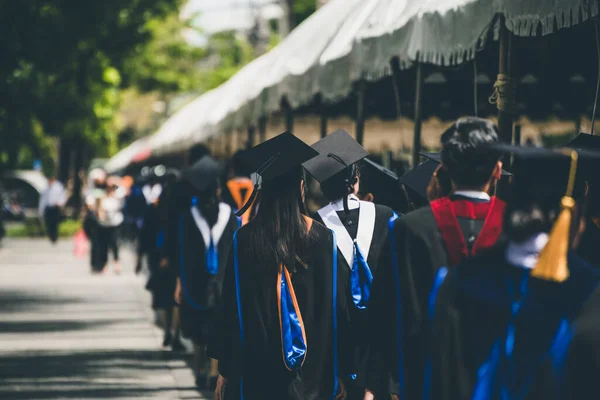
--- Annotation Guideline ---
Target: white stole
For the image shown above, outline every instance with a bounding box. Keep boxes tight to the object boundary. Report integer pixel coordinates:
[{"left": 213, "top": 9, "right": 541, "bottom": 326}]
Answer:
[
  {"left": 317, "top": 195, "right": 376, "bottom": 269},
  {"left": 190, "top": 202, "right": 232, "bottom": 248}
]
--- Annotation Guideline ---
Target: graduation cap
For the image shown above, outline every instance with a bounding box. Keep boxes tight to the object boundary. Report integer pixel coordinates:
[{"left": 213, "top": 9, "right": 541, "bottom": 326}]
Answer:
[
  {"left": 359, "top": 158, "right": 413, "bottom": 212},
  {"left": 236, "top": 131, "right": 319, "bottom": 216},
  {"left": 493, "top": 144, "right": 600, "bottom": 282},
  {"left": 181, "top": 155, "right": 222, "bottom": 192},
  {"left": 397, "top": 159, "right": 440, "bottom": 205},
  {"left": 302, "top": 129, "right": 369, "bottom": 183}
]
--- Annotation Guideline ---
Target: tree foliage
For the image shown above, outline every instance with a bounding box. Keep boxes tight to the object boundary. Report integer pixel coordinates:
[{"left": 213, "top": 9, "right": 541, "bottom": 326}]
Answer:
[{"left": 0, "top": 0, "right": 184, "bottom": 171}]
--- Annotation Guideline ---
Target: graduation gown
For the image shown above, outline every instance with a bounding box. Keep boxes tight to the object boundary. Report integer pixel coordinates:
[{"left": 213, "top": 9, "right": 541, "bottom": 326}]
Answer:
[
  {"left": 222, "top": 177, "right": 255, "bottom": 225},
  {"left": 367, "top": 194, "right": 505, "bottom": 399},
  {"left": 207, "top": 219, "right": 351, "bottom": 400},
  {"left": 138, "top": 203, "right": 175, "bottom": 309},
  {"left": 427, "top": 245, "right": 600, "bottom": 400},
  {"left": 177, "top": 202, "right": 238, "bottom": 344},
  {"left": 313, "top": 195, "right": 395, "bottom": 394},
  {"left": 577, "top": 218, "right": 600, "bottom": 267}
]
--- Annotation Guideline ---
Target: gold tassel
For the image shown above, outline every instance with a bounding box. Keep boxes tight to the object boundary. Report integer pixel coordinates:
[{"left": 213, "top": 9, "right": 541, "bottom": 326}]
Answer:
[{"left": 531, "top": 150, "right": 578, "bottom": 282}]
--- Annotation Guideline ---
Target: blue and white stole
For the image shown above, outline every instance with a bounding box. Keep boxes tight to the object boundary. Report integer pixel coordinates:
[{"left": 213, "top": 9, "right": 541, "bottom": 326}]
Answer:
[
  {"left": 318, "top": 195, "right": 376, "bottom": 310},
  {"left": 189, "top": 198, "right": 232, "bottom": 276}
]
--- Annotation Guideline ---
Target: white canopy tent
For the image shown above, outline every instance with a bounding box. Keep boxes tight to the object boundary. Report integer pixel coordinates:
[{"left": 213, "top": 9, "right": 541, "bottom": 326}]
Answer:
[{"left": 107, "top": 0, "right": 597, "bottom": 168}]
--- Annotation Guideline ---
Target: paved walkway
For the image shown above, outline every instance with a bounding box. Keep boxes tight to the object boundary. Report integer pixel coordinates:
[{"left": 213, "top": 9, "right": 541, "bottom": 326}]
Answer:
[{"left": 0, "top": 238, "right": 208, "bottom": 399}]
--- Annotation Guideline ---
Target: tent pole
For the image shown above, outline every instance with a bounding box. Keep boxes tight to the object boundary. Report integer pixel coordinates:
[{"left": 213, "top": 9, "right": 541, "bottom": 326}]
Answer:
[
  {"left": 225, "top": 130, "right": 232, "bottom": 157},
  {"left": 497, "top": 15, "right": 514, "bottom": 144},
  {"left": 320, "top": 104, "right": 328, "bottom": 138},
  {"left": 258, "top": 116, "right": 267, "bottom": 143},
  {"left": 412, "top": 62, "right": 424, "bottom": 167},
  {"left": 247, "top": 125, "right": 256, "bottom": 149},
  {"left": 356, "top": 80, "right": 366, "bottom": 145},
  {"left": 284, "top": 101, "right": 294, "bottom": 133}
]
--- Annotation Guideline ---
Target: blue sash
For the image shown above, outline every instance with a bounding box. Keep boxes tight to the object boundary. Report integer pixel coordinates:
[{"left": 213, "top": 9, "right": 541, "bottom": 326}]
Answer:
[
  {"left": 388, "top": 214, "right": 406, "bottom": 398},
  {"left": 206, "top": 235, "right": 219, "bottom": 275},
  {"left": 278, "top": 265, "right": 307, "bottom": 371},
  {"left": 156, "top": 229, "right": 165, "bottom": 249},
  {"left": 351, "top": 240, "right": 373, "bottom": 310},
  {"left": 233, "top": 227, "right": 339, "bottom": 399}
]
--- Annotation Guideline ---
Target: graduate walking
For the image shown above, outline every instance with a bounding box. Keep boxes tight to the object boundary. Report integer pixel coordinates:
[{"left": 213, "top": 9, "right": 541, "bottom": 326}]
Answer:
[
  {"left": 173, "top": 156, "right": 238, "bottom": 389},
  {"left": 303, "top": 129, "right": 396, "bottom": 399},
  {"left": 208, "top": 132, "right": 351, "bottom": 400},
  {"left": 366, "top": 117, "right": 507, "bottom": 400}
]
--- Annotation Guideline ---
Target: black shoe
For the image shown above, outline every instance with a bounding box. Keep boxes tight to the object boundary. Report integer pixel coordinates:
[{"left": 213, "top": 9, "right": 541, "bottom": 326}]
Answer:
[
  {"left": 162, "top": 332, "right": 173, "bottom": 347},
  {"left": 171, "top": 336, "right": 185, "bottom": 352}
]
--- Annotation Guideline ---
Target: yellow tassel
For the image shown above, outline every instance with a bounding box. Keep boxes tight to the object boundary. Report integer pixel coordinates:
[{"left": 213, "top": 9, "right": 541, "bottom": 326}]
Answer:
[
  {"left": 531, "top": 150, "right": 578, "bottom": 283},
  {"left": 531, "top": 196, "right": 574, "bottom": 282}
]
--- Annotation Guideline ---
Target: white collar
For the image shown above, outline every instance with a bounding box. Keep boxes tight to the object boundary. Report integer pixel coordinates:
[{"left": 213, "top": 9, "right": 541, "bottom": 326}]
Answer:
[
  {"left": 453, "top": 190, "right": 491, "bottom": 201},
  {"left": 330, "top": 194, "right": 360, "bottom": 212},
  {"left": 318, "top": 196, "right": 376, "bottom": 269},
  {"left": 505, "top": 233, "right": 549, "bottom": 269},
  {"left": 190, "top": 203, "right": 232, "bottom": 248}
]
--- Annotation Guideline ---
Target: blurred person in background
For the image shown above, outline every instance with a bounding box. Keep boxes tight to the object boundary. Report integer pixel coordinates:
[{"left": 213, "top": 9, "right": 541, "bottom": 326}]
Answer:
[
  {"left": 39, "top": 174, "right": 66, "bottom": 244},
  {"left": 95, "top": 178, "right": 125, "bottom": 274},
  {"left": 137, "top": 167, "right": 184, "bottom": 351},
  {"left": 221, "top": 150, "right": 254, "bottom": 226}
]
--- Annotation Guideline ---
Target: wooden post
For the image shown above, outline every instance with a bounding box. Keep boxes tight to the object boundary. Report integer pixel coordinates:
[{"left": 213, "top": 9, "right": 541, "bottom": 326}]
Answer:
[
  {"left": 390, "top": 58, "right": 403, "bottom": 149},
  {"left": 247, "top": 125, "right": 256, "bottom": 149},
  {"left": 412, "top": 62, "right": 424, "bottom": 167},
  {"left": 320, "top": 109, "right": 328, "bottom": 139},
  {"left": 284, "top": 101, "right": 294, "bottom": 133},
  {"left": 497, "top": 16, "right": 515, "bottom": 144},
  {"left": 514, "top": 124, "right": 521, "bottom": 145},
  {"left": 356, "top": 80, "right": 366, "bottom": 145},
  {"left": 258, "top": 116, "right": 267, "bottom": 143},
  {"left": 225, "top": 131, "right": 232, "bottom": 157}
]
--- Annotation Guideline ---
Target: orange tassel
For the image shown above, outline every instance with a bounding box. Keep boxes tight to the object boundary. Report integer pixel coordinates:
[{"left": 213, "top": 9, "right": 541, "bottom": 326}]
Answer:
[
  {"left": 531, "top": 196, "right": 574, "bottom": 282},
  {"left": 531, "top": 150, "right": 578, "bottom": 283}
]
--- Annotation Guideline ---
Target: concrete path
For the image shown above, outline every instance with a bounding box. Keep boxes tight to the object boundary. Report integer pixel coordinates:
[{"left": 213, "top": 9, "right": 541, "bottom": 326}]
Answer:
[{"left": 0, "top": 238, "right": 209, "bottom": 399}]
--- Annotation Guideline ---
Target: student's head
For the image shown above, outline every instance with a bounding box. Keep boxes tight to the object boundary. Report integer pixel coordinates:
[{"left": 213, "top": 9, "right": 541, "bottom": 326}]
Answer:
[
  {"left": 188, "top": 144, "right": 211, "bottom": 165},
  {"left": 320, "top": 165, "right": 359, "bottom": 203},
  {"left": 440, "top": 117, "right": 502, "bottom": 192},
  {"left": 194, "top": 179, "right": 221, "bottom": 227},
  {"left": 231, "top": 150, "right": 250, "bottom": 178}
]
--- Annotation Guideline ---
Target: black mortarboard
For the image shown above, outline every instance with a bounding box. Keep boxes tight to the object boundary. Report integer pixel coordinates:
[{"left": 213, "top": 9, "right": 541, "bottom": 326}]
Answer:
[
  {"left": 421, "top": 152, "right": 513, "bottom": 176},
  {"left": 236, "top": 131, "right": 319, "bottom": 216},
  {"left": 181, "top": 155, "right": 222, "bottom": 192},
  {"left": 302, "top": 129, "right": 369, "bottom": 183},
  {"left": 398, "top": 159, "right": 440, "bottom": 205},
  {"left": 566, "top": 133, "right": 600, "bottom": 152},
  {"left": 359, "top": 158, "right": 412, "bottom": 212},
  {"left": 494, "top": 144, "right": 600, "bottom": 205},
  {"left": 239, "top": 131, "right": 318, "bottom": 182}
]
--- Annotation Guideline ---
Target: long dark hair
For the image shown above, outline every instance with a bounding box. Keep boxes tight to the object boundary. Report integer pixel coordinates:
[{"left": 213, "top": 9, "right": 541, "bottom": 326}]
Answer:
[
  {"left": 245, "top": 165, "right": 310, "bottom": 271},
  {"left": 195, "top": 180, "right": 220, "bottom": 228}
]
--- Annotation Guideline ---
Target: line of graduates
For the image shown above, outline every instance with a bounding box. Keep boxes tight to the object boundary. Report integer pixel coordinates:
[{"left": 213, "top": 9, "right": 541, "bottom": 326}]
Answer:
[{"left": 137, "top": 116, "right": 600, "bottom": 400}]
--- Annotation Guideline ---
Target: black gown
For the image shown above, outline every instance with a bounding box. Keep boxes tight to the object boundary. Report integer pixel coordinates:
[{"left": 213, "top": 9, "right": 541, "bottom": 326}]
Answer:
[
  {"left": 177, "top": 202, "right": 238, "bottom": 345},
  {"left": 427, "top": 245, "right": 600, "bottom": 400},
  {"left": 207, "top": 219, "right": 351, "bottom": 400},
  {"left": 139, "top": 204, "right": 174, "bottom": 309},
  {"left": 577, "top": 218, "right": 600, "bottom": 267},
  {"left": 367, "top": 195, "right": 505, "bottom": 399},
  {"left": 313, "top": 199, "right": 395, "bottom": 397}
]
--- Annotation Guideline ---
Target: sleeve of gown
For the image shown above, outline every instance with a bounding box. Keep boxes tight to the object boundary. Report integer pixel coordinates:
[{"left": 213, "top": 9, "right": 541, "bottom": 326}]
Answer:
[
  {"left": 366, "top": 216, "right": 434, "bottom": 396},
  {"left": 208, "top": 246, "right": 238, "bottom": 378}
]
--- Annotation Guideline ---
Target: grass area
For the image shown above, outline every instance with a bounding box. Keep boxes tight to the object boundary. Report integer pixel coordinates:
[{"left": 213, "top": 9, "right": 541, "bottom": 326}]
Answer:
[{"left": 6, "top": 218, "right": 82, "bottom": 238}]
